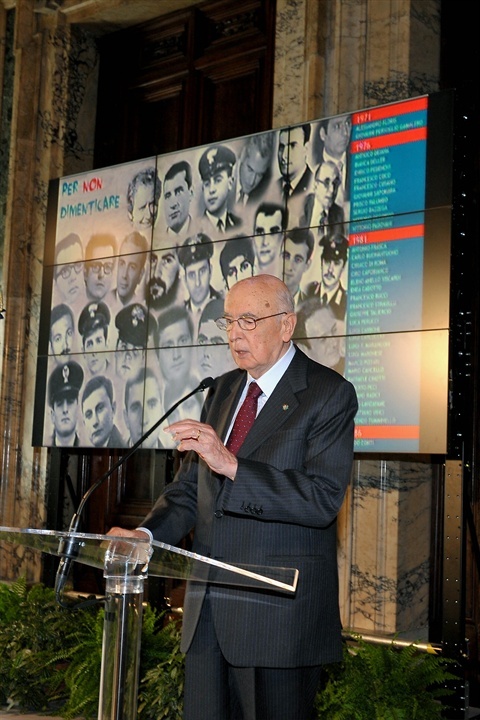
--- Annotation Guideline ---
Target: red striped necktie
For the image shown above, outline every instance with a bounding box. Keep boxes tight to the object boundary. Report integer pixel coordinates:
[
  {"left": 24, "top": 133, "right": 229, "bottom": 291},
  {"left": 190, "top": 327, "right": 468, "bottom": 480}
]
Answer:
[{"left": 226, "top": 382, "right": 262, "bottom": 455}]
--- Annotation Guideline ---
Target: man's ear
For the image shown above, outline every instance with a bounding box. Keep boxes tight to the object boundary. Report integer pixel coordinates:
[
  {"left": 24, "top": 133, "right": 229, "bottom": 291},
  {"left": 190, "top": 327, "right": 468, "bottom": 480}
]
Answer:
[{"left": 283, "top": 311, "right": 297, "bottom": 340}]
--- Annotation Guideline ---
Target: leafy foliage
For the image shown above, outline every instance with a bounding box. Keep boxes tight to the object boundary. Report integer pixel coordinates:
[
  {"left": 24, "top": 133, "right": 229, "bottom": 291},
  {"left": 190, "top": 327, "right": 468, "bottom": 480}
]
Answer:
[
  {"left": 54, "top": 605, "right": 104, "bottom": 719},
  {"left": 138, "top": 617, "right": 185, "bottom": 720},
  {"left": 315, "top": 634, "right": 458, "bottom": 719},
  {"left": 0, "top": 582, "right": 459, "bottom": 720},
  {"left": 0, "top": 579, "right": 184, "bottom": 719},
  {"left": 0, "top": 578, "right": 78, "bottom": 712}
]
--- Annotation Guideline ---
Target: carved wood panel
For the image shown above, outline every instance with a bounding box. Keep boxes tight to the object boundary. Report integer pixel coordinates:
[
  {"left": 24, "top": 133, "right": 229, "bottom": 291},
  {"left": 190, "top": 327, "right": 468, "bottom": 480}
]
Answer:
[{"left": 94, "top": 0, "right": 275, "bottom": 167}]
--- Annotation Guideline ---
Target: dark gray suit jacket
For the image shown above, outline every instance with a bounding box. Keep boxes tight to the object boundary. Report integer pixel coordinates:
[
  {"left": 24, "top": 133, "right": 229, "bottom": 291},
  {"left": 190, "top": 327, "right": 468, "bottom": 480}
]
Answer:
[{"left": 143, "top": 347, "right": 358, "bottom": 667}]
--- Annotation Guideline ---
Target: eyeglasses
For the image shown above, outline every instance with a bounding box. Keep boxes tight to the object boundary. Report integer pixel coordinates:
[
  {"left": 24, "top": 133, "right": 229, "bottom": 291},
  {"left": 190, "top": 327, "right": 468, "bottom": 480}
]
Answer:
[
  {"left": 315, "top": 177, "right": 340, "bottom": 191},
  {"left": 56, "top": 262, "right": 83, "bottom": 279},
  {"left": 88, "top": 261, "right": 114, "bottom": 275},
  {"left": 215, "top": 312, "right": 287, "bottom": 332}
]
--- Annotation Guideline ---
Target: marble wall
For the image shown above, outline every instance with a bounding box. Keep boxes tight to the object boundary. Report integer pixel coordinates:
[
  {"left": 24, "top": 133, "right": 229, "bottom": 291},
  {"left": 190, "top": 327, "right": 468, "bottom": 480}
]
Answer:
[
  {"left": 0, "top": 0, "right": 442, "bottom": 638},
  {"left": 272, "top": 0, "right": 441, "bottom": 638}
]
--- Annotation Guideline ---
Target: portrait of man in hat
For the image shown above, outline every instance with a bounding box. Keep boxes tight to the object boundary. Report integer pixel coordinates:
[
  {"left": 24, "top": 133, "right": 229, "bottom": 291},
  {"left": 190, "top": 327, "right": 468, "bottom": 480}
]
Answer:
[
  {"left": 78, "top": 301, "right": 111, "bottom": 377},
  {"left": 307, "top": 232, "right": 349, "bottom": 321},
  {"left": 198, "top": 144, "right": 241, "bottom": 234},
  {"left": 114, "top": 302, "right": 155, "bottom": 382},
  {"left": 47, "top": 360, "right": 84, "bottom": 446},
  {"left": 177, "top": 233, "right": 223, "bottom": 337}
]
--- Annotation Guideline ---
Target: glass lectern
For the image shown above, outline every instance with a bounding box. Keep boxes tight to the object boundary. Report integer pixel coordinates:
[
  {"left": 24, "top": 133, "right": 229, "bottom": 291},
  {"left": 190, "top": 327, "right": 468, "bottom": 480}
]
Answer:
[{"left": 0, "top": 526, "right": 298, "bottom": 720}]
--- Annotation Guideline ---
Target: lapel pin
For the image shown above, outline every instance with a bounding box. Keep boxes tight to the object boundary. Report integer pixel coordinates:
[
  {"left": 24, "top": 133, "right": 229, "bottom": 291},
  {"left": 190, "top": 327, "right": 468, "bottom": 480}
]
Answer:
[{"left": 283, "top": 404, "right": 289, "bottom": 411}]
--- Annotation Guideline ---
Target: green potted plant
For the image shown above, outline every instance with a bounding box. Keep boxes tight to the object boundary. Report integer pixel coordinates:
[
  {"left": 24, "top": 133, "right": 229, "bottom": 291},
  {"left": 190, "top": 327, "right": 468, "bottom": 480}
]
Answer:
[
  {"left": 0, "top": 580, "right": 459, "bottom": 719},
  {"left": 0, "top": 578, "right": 184, "bottom": 719},
  {"left": 315, "top": 633, "right": 458, "bottom": 719}
]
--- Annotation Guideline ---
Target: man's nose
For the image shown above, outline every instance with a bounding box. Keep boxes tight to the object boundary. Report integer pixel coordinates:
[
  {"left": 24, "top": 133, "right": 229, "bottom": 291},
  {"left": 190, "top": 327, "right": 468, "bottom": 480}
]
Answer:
[{"left": 228, "top": 321, "right": 243, "bottom": 341}]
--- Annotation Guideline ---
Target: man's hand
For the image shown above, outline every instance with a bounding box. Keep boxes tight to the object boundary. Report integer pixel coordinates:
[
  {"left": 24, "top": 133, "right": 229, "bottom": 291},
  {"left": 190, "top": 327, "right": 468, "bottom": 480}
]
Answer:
[
  {"left": 104, "top": 527, "right": 152, "bottom": 568},
  {"left": 107, "top": 527, "right": 150, "bottom": 540},
  {"left": 166, "top": 420, "right": 238, "bottom": 481}
]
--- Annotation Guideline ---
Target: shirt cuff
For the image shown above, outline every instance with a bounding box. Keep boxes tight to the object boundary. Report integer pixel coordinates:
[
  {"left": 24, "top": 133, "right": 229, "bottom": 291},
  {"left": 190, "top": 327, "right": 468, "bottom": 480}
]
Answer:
[{"left": 136, "top": 526, "right": 153, "bottom": 542}]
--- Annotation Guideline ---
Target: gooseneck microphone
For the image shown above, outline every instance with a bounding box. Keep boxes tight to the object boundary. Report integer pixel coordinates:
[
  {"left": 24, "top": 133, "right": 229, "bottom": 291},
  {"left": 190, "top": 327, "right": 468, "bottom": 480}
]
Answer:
[{"left": 55, "top": 376, "right": 215, "bottom": 607}]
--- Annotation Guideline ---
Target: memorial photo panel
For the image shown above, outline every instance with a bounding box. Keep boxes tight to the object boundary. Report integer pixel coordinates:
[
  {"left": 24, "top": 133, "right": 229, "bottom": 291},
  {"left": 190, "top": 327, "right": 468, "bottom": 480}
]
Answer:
[{"left": 34, "top": 92, "right": 453, "bottom": 452}]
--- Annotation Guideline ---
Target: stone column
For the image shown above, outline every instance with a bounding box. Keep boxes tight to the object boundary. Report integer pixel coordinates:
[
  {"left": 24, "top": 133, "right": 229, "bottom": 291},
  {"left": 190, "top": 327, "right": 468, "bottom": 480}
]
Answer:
[
  {"left": 272, "top": 0, "right": 441, "bottom": 636},
  {"left": 0, "top": 0, "right": 97, "bottom": 580}
]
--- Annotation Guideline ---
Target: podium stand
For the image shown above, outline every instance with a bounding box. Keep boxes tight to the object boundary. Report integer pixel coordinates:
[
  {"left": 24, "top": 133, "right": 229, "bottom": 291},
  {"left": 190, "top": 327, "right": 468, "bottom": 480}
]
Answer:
[{"left": 0, "top": 526, "right": 298, "bottom": 720}]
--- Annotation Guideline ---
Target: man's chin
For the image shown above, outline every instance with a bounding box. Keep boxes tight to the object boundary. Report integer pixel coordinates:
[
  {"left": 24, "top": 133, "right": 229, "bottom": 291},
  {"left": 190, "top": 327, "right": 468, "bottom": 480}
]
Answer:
[
  {"left": 91, "top": 435, "right": 106, "bottom": 447},
  {"left": 168, "top": 215, "right": 182, "bottom": 231},
  {"left": 57, "top": 428, "right": 74, "bottom": 438}
]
